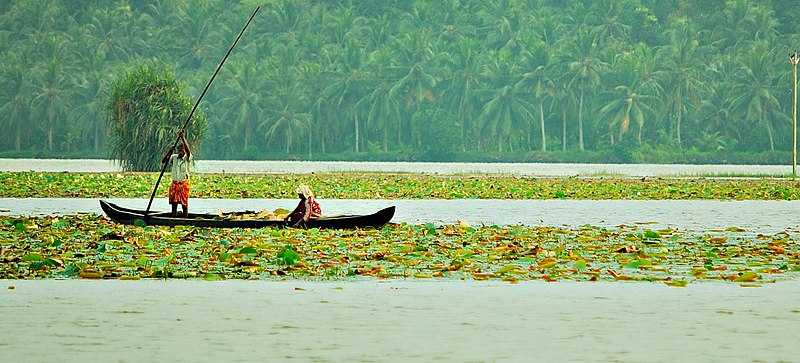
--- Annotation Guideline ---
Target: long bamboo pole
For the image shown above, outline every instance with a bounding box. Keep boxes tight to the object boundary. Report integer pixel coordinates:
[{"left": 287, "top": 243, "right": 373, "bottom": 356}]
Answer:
[
  {"left": 791, "top": 51, "right": 799, "bottom": 178},
  {"left": 144, "top": 6, "right": 261, "bottom": 216},
  {"left": 793, "top": 58, "right": 798, "bottom": 178}
]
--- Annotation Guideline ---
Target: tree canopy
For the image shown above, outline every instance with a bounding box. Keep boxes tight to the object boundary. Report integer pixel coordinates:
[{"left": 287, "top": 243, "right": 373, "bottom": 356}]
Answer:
[{"left": 0, "top": 0, "right": 797, "bottom": 163}]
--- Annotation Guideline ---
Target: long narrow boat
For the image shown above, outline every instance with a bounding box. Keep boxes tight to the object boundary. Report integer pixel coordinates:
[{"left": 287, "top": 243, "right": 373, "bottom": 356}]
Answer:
[{"left": 99, "top": 200, "right": 395, "bottom": 229}]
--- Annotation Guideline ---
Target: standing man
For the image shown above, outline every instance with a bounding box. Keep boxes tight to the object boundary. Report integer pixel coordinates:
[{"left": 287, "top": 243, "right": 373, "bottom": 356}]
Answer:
[{"left": 162, "top": 131, "right": 192, "bottom": 217}]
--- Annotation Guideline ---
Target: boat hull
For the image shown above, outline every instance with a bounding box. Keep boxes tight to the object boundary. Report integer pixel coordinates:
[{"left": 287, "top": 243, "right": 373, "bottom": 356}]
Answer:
[{"left": 99, "top": 200, "right": 395, "bottom": 229}]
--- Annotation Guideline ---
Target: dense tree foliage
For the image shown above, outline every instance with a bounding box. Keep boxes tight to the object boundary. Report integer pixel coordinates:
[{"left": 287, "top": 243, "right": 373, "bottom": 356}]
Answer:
[
  {"left": 0, "top": 0, "right": 797, "bottom": 162},
  {"left": 107, "top": 63, "right": 206, "bottom": 171}
]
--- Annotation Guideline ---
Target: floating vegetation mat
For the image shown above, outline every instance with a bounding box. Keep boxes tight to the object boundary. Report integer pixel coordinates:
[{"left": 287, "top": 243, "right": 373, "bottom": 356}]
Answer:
[
  {"left": 1, "top": 215, "right": 799, "bottom": 286},
  {"left": 1, "top": 172, "right": 799, "bottom": 200}
]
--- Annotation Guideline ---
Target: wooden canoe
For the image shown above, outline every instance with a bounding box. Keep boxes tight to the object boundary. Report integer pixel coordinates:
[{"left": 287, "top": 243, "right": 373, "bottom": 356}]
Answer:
[{"left": 99, "top": 200, "right": 395, "bottom": 229}]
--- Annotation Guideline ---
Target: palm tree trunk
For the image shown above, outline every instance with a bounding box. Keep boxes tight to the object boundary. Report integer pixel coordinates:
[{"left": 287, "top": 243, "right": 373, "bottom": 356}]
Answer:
[
  {"left": 461, "top": 116, "right": 467, "bottom": 152},
  {"left": 383, "top": 123, "right": 388, "bottom": 152},
  {"left": 48, "top": 126, "right": 54, "bottom": 151},
  {"left": 308, "top": 127, "right": 312, "bottom": 158},
  {"left": 562, "top": 109, "right": 567, "bottom": 151},
  {"left": 354, "top": 113, "right": 360, "bottom": 153},
  {"left": 637, "top": 124, "right": 642, "bottom": 145},
  {"left": 321, "top": 130, "right": 326, "bottom": 153},
  {"left": 286, "top": 129, "right": 290, "bottom": 154},
  {"left": 676, "top": 110, "right": 683, "bottom": 149},
  {"left": 539, "top": 102, "right": 546, "bottom": 152},
  {"left": 578, "top": 89, "right": 585, "bottom": 151},
  {"left": 244, "top": 120, "right": 250, "bottom": 151},
  {"left": 15, "top": 123, "right": 21, "bottom": 151},
  {"left": 766, "top": 121, "right": 775, "bottom": 152},
  {"left": 397, "top": 118, "right": 402, "bottom": 148},
  {"left": 94, "top": 120, "right": 100, "bottom": 152},
  {"left": 527, "top": 121, "right": 532, "bottom": 150}
]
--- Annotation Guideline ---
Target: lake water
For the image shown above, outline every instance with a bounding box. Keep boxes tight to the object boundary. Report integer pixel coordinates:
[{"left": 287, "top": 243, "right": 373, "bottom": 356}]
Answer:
[
  {"left": 2, "top": 280, "right": 799, "bottom": 362},
  {"left": 0, "top": 158, "right": 791, "bottom": 176},
  {"left": 3, "top": 198, "right": 798, "bottom": 233}
]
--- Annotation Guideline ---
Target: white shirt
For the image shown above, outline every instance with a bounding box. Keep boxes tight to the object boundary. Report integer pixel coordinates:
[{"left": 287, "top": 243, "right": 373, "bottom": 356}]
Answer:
[{"left": 170, "top": 154, "right": 192, "bottom": 181}]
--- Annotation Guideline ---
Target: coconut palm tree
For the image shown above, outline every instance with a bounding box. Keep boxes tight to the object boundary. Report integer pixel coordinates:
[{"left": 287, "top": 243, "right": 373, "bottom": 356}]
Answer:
[
  {"left": 72, "top": 50, "right": 108, "bottom": 152},
  {"left": 599, "top": 48, "right": 661, "bottom": 145},
  {"left": 0, "top": 61, "right": 32, "bottom": 151},
  {"left": 385, "top": 31, "right": 441, "bottom": 147},
  {"left": 217, "top": 60, "right": 269, "bottom": 152},
  {"left": 478, "top": 55, "right": 535, "bottom": 152},
  {"left": 32, "top": 54, "right": 73, "bottom": 151},
  {"left": 518, "top": 42, "right": 556, "bottom": 151},
  {"left": 261, "top": 105, "right": 312, "bottom": 154},
  {"left": 730, "top": 43, "right": 784, "bottom": 151},
  {"left": 659, "top": 19, "right": 707, "bottom": 148},
  {"left": 565, "top": 30, "right": 606, "bottom": 150},
  {"left": 440, "top": 38, "right": 484, "bottom": 152},
  {"left": 319, "top": 42, "right": 369, "bottom": 152}
]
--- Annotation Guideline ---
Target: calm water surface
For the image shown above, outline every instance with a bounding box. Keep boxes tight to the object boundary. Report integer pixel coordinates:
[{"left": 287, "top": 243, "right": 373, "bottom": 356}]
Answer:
[
  {"left": 2, "top": 198, "right": 798, "bottom": 233},
  {"left": 2, "top": 280, "right": 799, "bottom": 362},
  {"left": 0, "top": 158, "right": 790, "bottom": 176}
]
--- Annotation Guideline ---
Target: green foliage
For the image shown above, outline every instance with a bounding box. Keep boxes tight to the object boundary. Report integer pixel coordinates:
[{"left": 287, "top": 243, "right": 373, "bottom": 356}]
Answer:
[
  {"left": 2, "top": 171, "right": 799, "bottom": 200},
  {"left": 277, "top": 245, "right": 300, "bottom": 265},
  {"left": 2, "top": 214, "right": 797, "bottom": 285},
  {"left": 106, "top": 63, "right": 206, "bottom": 171},
  {"left": 0, "top": 0, "right": 795, "bottom": 161}
]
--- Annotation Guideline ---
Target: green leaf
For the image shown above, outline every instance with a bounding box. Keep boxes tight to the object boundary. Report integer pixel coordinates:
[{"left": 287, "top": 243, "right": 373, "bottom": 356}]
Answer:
[
  {"left": 424, "top": 223, "right": 436, "bottom": 235},
  {"left": 624, "top": 258, "right": 651, "bottom": 269},
  {"left": 59, "top": 264, "right": 81, "bottom": 278},
  {"left": 665, "top": 279, "right": 688, "bottom": 287},
  {"left": 135, "top": 256, "right": 149, "bottom": 267},
  {"left": 218, "top": 252, "right": 231, "bottom": 262},
  {"left": 575, "top": 259, "right": 587, "bottom": 271},
  {"left": 277, "top": 245, "right": 300, "bottom": 265},
  {"left": 52, "top": 219, "right": 68, "bottom": 229},
  {"left": 22, "top": 253, "right": 43, "bottom": 262},
  {"left": 203, "top": 273, "right": 223, "bottom": 281},
  {"left": 133, "top": 218, "right": 146, "bottom": 227},
  {"left": 644, "top": 230, "right": 660, "bottom": 239},
  {"left": 735, "top": 272, "right": 759, "bottom": 282},
  {"left": 239, "top": 246, "right": 258, "bottom": 254}
]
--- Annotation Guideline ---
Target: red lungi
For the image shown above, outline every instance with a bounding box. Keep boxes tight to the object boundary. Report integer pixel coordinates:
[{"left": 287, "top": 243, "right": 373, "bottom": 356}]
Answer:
[{"left": 168, "top": 180, "right": 190, "bottom": 206}]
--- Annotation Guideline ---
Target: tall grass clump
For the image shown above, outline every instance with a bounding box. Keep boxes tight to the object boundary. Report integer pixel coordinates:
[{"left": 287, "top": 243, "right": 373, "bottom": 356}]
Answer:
[{"left": 106, "top": 63, "right": 206, "bottom": 171}]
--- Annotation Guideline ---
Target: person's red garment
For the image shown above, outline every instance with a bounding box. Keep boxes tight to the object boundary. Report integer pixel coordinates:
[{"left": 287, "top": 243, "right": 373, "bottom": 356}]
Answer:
[
  {"left": 289, "top": 196, "right": 321, "bottom": 223},
  {"left": 168, "top": 180, "right": 190, "bottom": 206}
]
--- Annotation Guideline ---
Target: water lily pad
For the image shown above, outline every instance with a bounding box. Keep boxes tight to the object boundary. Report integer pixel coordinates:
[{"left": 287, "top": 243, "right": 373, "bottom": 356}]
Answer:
[{"left": 239, "top": 246, "right": 258, "bottom": 254}]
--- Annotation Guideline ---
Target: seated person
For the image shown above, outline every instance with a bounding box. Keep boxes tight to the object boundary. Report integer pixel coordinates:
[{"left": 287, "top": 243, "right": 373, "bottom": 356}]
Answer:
[{"left": 285, "top": 185, "right": 322, "bottom": 227}]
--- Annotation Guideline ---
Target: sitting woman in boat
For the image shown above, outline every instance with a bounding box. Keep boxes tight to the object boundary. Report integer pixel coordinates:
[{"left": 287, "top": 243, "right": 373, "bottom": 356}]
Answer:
[
  {"left": 162, "top": 131, "right": 192, "bottom": 217},
  {"left": 285, "top": 185, "right": 322, "bottom": 227}
]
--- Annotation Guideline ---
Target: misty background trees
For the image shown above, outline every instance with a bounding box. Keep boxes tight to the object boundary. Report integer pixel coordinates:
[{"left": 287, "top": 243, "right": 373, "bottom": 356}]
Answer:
[{"left": 1, "top": 0, "right": 798, "bottom": 163}]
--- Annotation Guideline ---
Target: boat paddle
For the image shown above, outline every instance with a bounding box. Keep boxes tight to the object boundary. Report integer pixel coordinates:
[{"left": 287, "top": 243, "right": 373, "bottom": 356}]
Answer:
[{"left": 143, "top": 6, "right": 261, "bottom": 217}]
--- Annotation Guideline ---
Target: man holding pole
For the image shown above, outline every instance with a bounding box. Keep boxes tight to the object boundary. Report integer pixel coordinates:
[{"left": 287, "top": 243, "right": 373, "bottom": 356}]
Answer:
[
  {"left": 162, "top": 131, "right": 192, "bottom": 217},
  {"left": 142, "top": 5, "right": 259, "bottom": 218}
]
